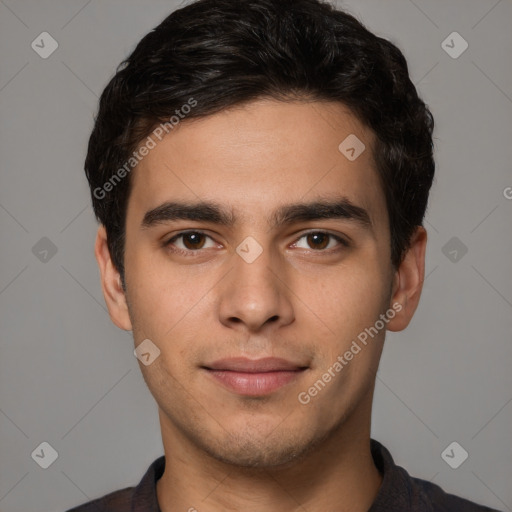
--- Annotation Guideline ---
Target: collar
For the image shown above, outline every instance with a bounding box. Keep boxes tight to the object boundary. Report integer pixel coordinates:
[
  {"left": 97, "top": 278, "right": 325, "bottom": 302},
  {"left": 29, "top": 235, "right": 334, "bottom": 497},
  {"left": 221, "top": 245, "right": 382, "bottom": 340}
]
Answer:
[{"left": 130, "top": 439, "right": 432, "bottom": 512}]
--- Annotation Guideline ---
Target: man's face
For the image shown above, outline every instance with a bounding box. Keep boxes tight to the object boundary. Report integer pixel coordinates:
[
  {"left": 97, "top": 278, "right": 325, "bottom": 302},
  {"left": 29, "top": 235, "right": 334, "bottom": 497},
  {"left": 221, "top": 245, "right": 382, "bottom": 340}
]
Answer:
[{"left": 120, "top": 99, "right": 397, "bottom": 467}]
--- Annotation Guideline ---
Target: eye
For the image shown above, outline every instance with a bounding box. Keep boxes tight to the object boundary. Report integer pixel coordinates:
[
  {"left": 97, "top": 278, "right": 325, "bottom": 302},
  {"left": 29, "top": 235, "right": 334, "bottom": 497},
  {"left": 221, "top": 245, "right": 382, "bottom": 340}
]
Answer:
[
  {"left": 163, "top": 230, "right": 349, "bottom": 257},
  {"left": 164, "top": 231, "right": 217, "bottom": 253},
  {"left": 293, "top": 231, "right": 349, "bottom": 251}
]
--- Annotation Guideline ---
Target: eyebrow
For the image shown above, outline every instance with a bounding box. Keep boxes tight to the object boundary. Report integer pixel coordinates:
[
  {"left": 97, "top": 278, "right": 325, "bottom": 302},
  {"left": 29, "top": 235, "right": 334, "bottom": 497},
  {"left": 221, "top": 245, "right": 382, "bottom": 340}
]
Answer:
[{"left": 141, "top": 198, "right": 372, "bottom": 230}]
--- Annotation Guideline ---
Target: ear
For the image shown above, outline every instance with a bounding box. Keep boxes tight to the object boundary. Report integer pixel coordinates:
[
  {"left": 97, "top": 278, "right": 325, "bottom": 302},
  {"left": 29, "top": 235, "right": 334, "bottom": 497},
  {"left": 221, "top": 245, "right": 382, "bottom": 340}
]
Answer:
[
  {"left": 386, "top": 226, "right": 427, "bottom": 332},
  {"left": 94, "top": 225, "right": 133, "bottom": 331}
]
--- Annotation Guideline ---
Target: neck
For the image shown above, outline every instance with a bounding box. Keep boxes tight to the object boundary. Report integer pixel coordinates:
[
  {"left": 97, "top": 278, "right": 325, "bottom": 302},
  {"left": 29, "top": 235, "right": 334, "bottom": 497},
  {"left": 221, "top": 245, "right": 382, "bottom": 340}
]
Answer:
[{"left": 156, "top": 397, "right": 382, "bottom": 512}]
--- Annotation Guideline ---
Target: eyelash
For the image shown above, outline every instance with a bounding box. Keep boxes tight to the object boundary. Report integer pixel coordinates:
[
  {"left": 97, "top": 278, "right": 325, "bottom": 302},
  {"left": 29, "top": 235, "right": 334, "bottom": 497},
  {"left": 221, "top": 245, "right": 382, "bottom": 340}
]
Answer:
[{"left": 163, "top": 230, "right": 350, "bottom": 257}]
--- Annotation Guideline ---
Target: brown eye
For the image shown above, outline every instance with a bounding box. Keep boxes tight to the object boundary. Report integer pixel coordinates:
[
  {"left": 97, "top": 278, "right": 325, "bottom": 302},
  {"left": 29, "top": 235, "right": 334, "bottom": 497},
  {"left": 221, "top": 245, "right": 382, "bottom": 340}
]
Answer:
[
  {"left": 165, "top": 231, "right": 216, "bottom": 254},
  {"left": 181, "top": 232, "right": 206, "bottom": 249},
  {"left": 306, "top": 232, "right": 330, "bottom": 250},
  {"left": 293, "top": 231, "right": 349, "bottom": 252}
]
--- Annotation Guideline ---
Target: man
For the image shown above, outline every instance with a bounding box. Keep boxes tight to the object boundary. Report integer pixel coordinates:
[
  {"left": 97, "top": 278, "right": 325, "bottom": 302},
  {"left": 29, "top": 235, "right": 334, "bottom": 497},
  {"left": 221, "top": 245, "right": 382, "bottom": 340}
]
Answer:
[{"left": 68, "top": 0, "right": 501, "bottom": 510}]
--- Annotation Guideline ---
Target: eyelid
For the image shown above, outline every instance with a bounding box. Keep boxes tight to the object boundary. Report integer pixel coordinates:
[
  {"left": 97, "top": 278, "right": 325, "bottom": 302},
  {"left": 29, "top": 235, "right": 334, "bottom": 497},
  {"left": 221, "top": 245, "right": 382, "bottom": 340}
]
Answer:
[
  {"left": 291, "top": 230, "right": 350, "bottom": 250},
  {"left": 164, "top": 230, "right": 218, "bottom": 250}
]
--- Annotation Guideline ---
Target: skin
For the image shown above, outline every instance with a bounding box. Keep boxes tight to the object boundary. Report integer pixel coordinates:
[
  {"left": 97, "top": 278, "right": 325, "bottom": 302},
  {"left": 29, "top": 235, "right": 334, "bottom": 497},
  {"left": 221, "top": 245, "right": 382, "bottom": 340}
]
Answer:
[{"left": 95, "top": 98, "right": 426, "bottom": 512}]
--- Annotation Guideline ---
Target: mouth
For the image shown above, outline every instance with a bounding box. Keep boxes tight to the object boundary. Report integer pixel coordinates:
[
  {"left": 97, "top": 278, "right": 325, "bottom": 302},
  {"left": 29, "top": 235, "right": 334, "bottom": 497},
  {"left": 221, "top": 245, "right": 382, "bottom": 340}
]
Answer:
[{"left": 202, "top": 357, "right": 309, "bottom": 396}]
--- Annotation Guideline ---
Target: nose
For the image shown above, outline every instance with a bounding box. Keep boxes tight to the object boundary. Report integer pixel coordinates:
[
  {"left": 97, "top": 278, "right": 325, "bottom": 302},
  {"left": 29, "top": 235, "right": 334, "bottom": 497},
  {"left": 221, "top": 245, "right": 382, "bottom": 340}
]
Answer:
[{"left": 217, "top": 244, "right": 294, "bottom": 333}]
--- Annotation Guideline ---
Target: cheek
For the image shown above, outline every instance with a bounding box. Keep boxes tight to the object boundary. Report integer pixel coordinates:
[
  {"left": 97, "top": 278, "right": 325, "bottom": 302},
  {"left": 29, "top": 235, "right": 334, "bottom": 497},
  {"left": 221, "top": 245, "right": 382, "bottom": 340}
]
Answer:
[
  {"left": 294, "top": 259, "right": 388, "bottom": 334},
  {"left": 126, "top": 243, "right": 210, "bottom": 326},
  {"left": 126, "top": 258, "right": 227, "bottom": 379},
  {"left": 293, "top": 265, "right": 388, "bottom": 416}
]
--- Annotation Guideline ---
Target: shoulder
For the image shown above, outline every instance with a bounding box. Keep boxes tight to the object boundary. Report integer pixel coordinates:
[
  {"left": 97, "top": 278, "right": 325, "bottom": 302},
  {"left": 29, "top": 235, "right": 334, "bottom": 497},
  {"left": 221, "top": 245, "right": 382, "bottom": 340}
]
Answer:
[
  {"left": 410, "top": 475, "right": 503, "bottom": 512},
  {"left": 65, "top": 486, "right": 134, "bottom": 511},
  {"left": 64, "top": 455, "right": 165, "bottom": 511},
  {"left": 369, "top": 440, "right": 502, "bottom": 512}
]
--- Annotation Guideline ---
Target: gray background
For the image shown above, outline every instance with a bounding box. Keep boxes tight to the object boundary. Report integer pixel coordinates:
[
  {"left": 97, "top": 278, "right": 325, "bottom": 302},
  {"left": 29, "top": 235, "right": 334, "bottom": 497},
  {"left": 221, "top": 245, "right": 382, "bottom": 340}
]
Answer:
[{"left": 1, "top": 0, "right": 511, "bottom": 511}]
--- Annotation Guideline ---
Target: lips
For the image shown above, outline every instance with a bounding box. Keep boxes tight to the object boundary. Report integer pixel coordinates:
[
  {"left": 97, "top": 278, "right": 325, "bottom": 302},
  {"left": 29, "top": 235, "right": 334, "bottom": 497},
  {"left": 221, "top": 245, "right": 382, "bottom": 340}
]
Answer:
[
  {"left": 202, "top": 357, "right": 308, "bottom": 396},
  {"left": 205, "top": 357, "right": 306, "bottom": 373}
]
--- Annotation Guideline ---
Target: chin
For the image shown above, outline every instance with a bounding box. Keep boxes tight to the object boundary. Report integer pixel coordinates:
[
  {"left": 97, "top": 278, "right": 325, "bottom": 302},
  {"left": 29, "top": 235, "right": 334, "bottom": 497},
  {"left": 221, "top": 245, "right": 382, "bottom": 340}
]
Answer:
[
  {"left": 192, "top": 420, "right": 327, "bottom": 469},
  {"left": 202, "top": 438, "right": 308, "bottom": 468}
]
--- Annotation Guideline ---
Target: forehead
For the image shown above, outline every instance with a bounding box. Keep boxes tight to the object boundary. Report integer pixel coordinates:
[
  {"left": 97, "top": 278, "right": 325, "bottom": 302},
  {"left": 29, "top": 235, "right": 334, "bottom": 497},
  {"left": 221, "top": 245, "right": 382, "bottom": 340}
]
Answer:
[{"left": 127, "top": 98, "right": 386, "bottom": 230}]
